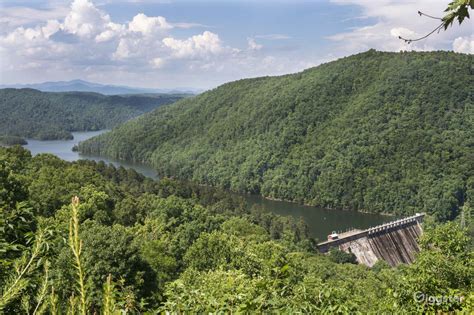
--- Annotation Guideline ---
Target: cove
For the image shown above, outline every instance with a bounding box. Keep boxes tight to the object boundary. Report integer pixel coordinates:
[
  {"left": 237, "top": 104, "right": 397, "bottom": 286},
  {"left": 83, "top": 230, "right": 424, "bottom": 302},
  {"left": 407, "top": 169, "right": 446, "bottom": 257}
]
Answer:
[{"left": 24, "top": 130, "right": 390, "bottom": 241}]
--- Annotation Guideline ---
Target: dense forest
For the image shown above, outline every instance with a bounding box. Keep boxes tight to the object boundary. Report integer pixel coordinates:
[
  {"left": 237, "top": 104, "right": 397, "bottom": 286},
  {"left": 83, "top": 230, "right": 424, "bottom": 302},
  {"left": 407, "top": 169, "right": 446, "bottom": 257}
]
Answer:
[
  {"left": 0, "top": 136, "right": 27, "bottom": 146},
  {"left": 1, "top": 146, "right": 472, "bottom": 313},
  {"left": 0, "top": 89, "right": 185, "bottom": 140},
  {"left": 78, "top": 50, "right": 473, "bottom": 220}
]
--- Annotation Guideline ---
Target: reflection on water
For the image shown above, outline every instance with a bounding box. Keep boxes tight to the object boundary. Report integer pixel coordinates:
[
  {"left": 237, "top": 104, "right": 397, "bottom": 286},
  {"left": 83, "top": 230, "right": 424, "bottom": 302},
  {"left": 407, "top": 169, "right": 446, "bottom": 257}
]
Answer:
[
  {"left": 24, "top": 130, "right": 390, "bottom": 240},
  {"left": 24, "top": 130, "right": 158, "bottom": 178},
  {"left": 25, "top": 130, "right": 107, "bottom": 162},
  {"left": 243, "top": 194, "right": 392, "bottom": 241}
]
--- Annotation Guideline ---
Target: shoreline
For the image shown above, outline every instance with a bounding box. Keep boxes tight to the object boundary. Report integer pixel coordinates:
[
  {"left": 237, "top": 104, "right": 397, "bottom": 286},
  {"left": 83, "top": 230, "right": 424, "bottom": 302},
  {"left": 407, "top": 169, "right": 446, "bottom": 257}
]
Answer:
[
  {"left": 245, "top": 193, "right": 396, "bottom": 217},
  {"left": 75, "top": 150, "right": 399, "bottom": 218}
]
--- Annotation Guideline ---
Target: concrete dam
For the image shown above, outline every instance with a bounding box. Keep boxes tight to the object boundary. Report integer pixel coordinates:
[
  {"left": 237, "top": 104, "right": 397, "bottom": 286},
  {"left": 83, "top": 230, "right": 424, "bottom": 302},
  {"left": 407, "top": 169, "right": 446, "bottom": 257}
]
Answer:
[{"left": 317, "top": 213, "right": 425, "bottom": 267}]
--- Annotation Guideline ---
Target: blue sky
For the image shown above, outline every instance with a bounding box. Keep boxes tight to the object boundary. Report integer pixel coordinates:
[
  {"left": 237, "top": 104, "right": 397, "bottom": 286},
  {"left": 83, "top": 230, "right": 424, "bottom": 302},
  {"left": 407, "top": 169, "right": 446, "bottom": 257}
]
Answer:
[{"left": 0, "top": 0, "right": 472, "bottom": 89}]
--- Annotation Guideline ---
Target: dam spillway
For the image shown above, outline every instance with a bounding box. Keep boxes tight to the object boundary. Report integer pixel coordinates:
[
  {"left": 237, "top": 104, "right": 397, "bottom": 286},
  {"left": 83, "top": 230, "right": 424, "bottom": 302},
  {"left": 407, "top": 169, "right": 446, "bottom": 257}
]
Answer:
[{"left": 317, "top": 213, "right": 425, "bottom": 267}]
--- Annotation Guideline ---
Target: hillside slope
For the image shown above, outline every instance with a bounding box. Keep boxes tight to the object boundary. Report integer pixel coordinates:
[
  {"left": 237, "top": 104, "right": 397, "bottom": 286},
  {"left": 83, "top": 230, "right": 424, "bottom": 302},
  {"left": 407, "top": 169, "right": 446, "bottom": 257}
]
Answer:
[
  {"left": 0, "top": 89, "right": 184, "bottom": 140},
  {"left": 78, "top": 50, "right": 473, "bottom": 219}
]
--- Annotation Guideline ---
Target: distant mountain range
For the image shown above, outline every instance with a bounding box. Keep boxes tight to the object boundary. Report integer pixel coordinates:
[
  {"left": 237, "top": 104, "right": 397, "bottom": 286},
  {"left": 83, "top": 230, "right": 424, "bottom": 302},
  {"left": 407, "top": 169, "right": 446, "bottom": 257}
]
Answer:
[{"left": 0, "top": 79, "right": 201, "bottom": 95}]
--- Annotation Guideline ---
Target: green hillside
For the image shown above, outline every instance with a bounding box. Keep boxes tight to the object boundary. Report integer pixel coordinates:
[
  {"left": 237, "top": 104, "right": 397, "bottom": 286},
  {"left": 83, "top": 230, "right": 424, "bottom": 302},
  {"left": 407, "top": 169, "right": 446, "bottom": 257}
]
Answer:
[
  {"left": 0, "top": 88, "right": 184, "bottom": 140},
  {"left": 78, "top": 50, "right": 473, "bottom": 220},
  {"left": 1, "top": 146, "right": 472, "bottom": 313}
]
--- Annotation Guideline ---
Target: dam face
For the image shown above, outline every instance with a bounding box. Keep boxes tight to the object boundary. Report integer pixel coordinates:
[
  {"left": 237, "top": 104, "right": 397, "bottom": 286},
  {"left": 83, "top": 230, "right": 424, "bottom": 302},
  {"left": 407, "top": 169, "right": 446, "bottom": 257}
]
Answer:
[{"left": 318, "top": 214, "right": 425, "bottom": 267}]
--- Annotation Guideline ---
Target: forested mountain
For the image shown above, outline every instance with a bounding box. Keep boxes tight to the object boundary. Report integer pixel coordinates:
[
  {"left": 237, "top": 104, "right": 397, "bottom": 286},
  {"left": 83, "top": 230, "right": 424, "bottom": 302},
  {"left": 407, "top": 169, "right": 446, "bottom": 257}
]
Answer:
[
  {"left": 78, "top": 50, "right": 473, "bottom": 220},
  {"left": 1, "top": 146, "right": 472, "bottom": 313},
  {"left": 0, "top": 89, "right": 184, "bottom": 140}
]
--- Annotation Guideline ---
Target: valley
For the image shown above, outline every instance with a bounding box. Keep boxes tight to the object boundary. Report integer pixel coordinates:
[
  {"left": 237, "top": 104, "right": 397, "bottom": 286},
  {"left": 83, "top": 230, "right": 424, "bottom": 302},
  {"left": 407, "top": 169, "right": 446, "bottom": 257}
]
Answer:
[
  {"left": 1, "top": 0, "right": 472, "bottom": 308},
  {"left": 79, "top": 51, "right": 472, "bottom": 221},
  {"left": 23, "top": 130, "right": 390, "bottom": 240}
]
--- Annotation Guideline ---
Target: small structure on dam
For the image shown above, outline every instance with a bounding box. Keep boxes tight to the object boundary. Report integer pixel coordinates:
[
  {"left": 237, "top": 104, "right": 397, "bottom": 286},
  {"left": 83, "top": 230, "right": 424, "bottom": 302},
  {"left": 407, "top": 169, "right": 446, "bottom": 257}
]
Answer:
[{"left": 317, "top": 213, "right": 425, "bottom": 267}]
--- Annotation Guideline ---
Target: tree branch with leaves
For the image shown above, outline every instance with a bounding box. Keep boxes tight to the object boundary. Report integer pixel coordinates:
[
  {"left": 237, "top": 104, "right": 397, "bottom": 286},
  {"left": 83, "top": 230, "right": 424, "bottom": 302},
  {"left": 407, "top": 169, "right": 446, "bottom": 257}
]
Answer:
[{"left": 400, "top": 0, "right": 473, "bottom": 43}]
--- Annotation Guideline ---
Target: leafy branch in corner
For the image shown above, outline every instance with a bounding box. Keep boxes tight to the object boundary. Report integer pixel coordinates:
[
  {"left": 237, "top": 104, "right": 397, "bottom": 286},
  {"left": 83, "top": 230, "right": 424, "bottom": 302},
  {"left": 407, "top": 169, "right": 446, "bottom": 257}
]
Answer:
[{"left": 399, "top": 0, "right": 473, "bottom": 43}]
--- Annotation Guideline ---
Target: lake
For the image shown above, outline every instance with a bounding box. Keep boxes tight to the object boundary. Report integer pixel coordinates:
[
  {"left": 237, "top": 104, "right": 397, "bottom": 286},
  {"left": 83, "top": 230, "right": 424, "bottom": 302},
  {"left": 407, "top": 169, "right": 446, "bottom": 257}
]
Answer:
[
  {"left": 24, "top": 130, "right": 391, "bottom": 241},
  {"left": 25, "top": 130, "right": 158, "bottom": 178}
]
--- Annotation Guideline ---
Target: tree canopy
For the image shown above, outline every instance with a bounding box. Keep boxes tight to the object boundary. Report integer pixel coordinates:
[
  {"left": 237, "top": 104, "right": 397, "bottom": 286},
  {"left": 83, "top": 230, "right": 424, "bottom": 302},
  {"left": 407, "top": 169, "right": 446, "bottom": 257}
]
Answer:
[
  {"left": 79, "top": 50, "right": 473, "bottom": 220},
  {"left": 0, "top": 146, "right": 472, "bottom": 313},
  {"left": 0, "top": 89, "right": 184, "bottom": 140}
]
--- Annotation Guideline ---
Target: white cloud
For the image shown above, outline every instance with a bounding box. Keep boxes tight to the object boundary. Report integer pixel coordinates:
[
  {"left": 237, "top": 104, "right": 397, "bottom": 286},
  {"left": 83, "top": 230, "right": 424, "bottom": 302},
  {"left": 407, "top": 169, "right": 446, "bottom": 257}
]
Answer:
[
  {"left": 0, "top": 6, "right": 69, "bottom": 29},
  {"left": 95, "top": 23, "right": 126, "bottom": 43},
  {"left": 255, "top": 34, "right": 291, "bottom": 40},
  {"left": 453, "top": 36, "right": 474, "bottom": 54},
  {"left": 247, "top": 38, "right": 263, "bottom": 50},
  {"left": 390, "top": 27, "right": 415, "bottom": 39},
  {"left": 1, "top": 15, "right": 63, "bottom": 46},
  {"left": 163, "top": 31, "right": 229, "bottom": 59},
  {"left": 172, "top": 22, "right": 208, "bottom": 29},
  {"left": 150, "top": 57, "right": 165, "bottom": 69},
  {"left": 0, "top": 0, "right": 234, "bottom": 71},
  {"left": 128, "top": 13, "right": 172, "bottom": 35},
  {"left": 113, "top": 38, "right": 134, "bottom": 59},
  {"left": 63, "top": 0, "right": 111, "bottom": 38}
]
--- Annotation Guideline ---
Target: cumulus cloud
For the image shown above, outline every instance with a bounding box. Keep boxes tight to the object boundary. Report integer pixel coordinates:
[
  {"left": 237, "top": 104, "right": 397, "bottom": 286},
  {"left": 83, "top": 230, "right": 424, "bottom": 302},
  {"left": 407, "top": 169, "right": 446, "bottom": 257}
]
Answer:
[
  {"left": 113, "top": 38, "right": 134, "bottom": 60},
  {"left": 2, "top": 19, "right": 61, "bottom": 45},
  {"left": 128, "top": 13, "right": 172, "bottom": 35},
  {"left": 63, "top": 0, "right": 111, "bottom": 37},
  {"left": 95, "top": 22, "right": 126, "bottom": 43},
  {"left": 2, "top": 0, "right": 299, "bottom": 88},
  {"left": 0, "top": 0, "right": 238, "bottom": 77},
  {"left": 163, "top": 31, "right": 230, "bottom": 59},
  {"left": 453, "top": 36, "right": 474, "bottom": 54}
]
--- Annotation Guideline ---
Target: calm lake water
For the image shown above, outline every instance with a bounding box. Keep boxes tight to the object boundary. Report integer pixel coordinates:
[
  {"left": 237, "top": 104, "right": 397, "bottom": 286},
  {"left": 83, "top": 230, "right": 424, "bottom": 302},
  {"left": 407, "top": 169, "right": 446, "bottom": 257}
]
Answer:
[
  {"left": 25, "top": 130, "right": 158, "bottom": 178},
  {"left": 24, "top": 130, "right": 391, "bottom": 241}
]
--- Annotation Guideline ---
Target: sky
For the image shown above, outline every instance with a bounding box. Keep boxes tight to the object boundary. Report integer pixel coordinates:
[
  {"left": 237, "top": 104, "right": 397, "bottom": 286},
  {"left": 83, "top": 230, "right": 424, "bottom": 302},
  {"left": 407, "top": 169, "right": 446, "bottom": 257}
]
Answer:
[{"left": 0, "top": 0, "right": 472, "bottom": 89}]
